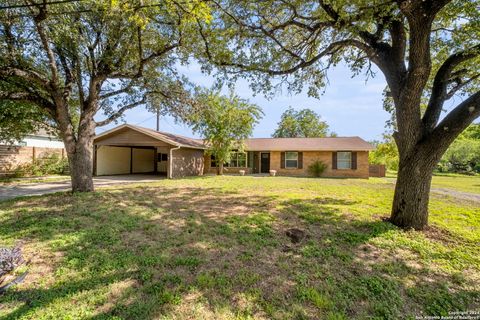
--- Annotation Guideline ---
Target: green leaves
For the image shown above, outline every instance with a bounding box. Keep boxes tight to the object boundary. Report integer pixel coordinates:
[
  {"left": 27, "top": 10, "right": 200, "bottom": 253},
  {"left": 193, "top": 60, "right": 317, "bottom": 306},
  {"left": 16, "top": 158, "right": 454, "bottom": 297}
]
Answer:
[
  {"left": 189, "top": 89, "right": 263, "bottom": 166},
  {"left": 272, "top": 107, "right": 332, "bottom": 138}
]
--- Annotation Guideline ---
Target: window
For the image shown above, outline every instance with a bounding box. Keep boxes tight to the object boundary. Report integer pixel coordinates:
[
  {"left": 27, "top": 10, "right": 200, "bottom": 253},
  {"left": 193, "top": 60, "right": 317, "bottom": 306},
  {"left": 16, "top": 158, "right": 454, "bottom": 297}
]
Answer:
[
  {"left": 211, "top": 155, "right": 217, "bottom": 167},
  {"left": 285, "top": 152, "right": 298, "bottom": 168},
  {"left": 337, "top": 151, "right": 352, "bottom": 169},
  {"left": 247, "top": 152, "right": 254, "bottom": 168},
  {"left": 210, "top": 152, "right": 247, "bottom": 167},
  {"left": 229, "top": 152, "right": 247, "bottom": 167},
  {"left": 157, "top": 153, "right": 168, "bottom": 162}
]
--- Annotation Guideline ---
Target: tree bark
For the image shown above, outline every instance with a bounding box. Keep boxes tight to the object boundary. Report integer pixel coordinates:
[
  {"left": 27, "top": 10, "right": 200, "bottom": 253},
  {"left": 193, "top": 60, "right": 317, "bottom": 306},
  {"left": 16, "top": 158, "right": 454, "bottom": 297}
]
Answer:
[
  {"left": 217, "top": 162, "right": 224, "bottom": 175},
  {"left": 62, "top": 112, "right": 96, "bottom": 193},
  {"left": 390, "top": 147, "right": 438, "bottom": 230},
  {"left": 67, "top": 135, "right": 95, "bottom": 192}
]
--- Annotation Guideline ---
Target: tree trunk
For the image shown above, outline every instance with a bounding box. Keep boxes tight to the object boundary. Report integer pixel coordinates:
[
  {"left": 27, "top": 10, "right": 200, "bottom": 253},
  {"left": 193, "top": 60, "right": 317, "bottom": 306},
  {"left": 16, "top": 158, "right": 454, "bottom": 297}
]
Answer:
[
  {"left": 390, "top": 152, "right": 436, "bottom": 230},
  {"left": 217, "top": 162, "right": 224, "bottom": 175},
  {"left": 63, "top": 114, "right": 96, "bottom": 193},
  {"left": 67, "top": 136, "right": 94, "bottom": 192}
]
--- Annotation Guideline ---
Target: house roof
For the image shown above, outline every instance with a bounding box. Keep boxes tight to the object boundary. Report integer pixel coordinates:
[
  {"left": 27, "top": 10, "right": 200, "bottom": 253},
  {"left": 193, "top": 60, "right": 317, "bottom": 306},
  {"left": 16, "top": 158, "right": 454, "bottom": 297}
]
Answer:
[
  {"left": 94, "top": 124, "right": 374, "bottom": 151},
  {"left": 242, "top": 137, "right": 375, "bottom": 151},
  {"left": 93, "top": 124, "right": 206, "bottom": 149}
]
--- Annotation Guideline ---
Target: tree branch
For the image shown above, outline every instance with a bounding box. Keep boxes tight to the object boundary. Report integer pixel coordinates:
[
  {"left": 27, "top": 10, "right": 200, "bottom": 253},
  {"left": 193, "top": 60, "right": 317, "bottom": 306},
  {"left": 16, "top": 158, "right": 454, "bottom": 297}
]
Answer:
[
  {"left": 216, "top": 39, "right": 376, "bottom": 75},
  {"left": 95, "top": 97, "right": 147, "bottom": 127},
  {"left": 423, "top": 44, "right": 480, "bottom": 131},
  {"left": 427, "top": 90, "right": 480, "bottom": 148}
]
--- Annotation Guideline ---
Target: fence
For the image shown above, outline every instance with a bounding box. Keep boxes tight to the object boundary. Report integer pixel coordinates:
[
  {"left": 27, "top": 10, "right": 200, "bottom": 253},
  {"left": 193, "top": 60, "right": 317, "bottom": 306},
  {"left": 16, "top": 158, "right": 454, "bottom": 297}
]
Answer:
[
  {"left": 369, "top": 164, "right": 386, "bottom": 177},
  {"left": 0, "top": 145, "right": 65, "bottom": 176}
]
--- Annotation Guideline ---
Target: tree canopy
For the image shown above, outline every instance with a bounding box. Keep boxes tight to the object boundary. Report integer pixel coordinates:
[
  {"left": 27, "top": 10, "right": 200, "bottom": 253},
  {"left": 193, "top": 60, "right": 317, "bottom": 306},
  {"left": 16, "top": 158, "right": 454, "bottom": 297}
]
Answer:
[
  {"left": 272, "top": 107, "right": 333, "bottom": 138},
  {"left": 194, "top": 0, "right": 480, "bottom": 230},
  {"left": 0, "top": 0, "right": 212, "bottom": 190},
  {"left": 0, "top": 99, "right": 51, "bottom": 144},
  {"left": 189, "top": 90, "right": 262, "bottom": 174}
]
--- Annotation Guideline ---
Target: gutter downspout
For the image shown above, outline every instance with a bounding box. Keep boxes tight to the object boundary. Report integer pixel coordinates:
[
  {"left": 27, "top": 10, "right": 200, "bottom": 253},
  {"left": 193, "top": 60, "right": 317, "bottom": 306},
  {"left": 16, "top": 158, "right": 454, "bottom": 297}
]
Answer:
[{"left": 169, "top": 145, "right": 181, "bottom": 179}]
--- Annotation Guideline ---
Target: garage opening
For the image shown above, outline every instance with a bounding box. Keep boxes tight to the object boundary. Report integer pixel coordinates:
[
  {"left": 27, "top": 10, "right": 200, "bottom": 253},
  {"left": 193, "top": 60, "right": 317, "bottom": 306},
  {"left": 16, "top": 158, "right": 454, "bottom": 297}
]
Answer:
[{"left": 95, "top": 146, "right": 157, "bottom": 176}]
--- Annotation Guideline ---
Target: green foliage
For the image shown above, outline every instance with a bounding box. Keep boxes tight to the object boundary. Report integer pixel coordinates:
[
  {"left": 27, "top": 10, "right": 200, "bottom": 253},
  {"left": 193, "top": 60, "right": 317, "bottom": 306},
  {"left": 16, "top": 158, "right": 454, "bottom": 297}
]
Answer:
[
  {"left": 368, "top": 134, "right": 399, "bottom": 171},
  {"left": 0, "top": 99, "right": 51, "bottom": 144},
  {"left": 437, "top": 124, "right": 480, "bottom": 174},
  {"left": 438, "top": 139, "right": 480, "bottom": 174},
  {"left": 189, "top": 89, "right": 262, "bottom": 173},
  {"left": 308, "top": 160, "right": 327, "bottom": 177},
  {"left": 272, "top": 107, "right": 333, "bottom": 138},
  {"left": 13, "top": 153, "right": 69, "bottom": 177}
]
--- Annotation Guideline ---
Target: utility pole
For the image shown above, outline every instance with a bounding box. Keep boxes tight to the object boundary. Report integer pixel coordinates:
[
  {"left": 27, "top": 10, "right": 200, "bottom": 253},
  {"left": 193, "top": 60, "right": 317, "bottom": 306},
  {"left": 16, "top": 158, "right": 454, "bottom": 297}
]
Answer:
[{"left": 156, "top": 109, "right": 160, "bottom": 131}]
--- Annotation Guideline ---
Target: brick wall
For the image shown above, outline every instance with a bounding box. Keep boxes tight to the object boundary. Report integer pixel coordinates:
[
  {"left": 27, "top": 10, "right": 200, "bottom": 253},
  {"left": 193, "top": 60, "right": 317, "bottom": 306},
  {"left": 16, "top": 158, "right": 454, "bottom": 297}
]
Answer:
[
  {"left": 171, "top": 148, "right": 205, "bottom": 178},
  {"left": 203, "top": 151, "right": 369, "bottom": 178},
  {"left": 269, "top": 151, "right": 369, "bottom": 178},
  {"left": 0, "top": 145, "right": 65, "bottom": 175}
]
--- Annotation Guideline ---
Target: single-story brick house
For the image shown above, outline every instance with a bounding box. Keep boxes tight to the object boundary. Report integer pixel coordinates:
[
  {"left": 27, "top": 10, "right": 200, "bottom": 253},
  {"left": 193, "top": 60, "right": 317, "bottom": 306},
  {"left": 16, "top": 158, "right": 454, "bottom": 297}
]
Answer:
[{"left": 93, "top": 124, "right": 375, "bottom": 178}]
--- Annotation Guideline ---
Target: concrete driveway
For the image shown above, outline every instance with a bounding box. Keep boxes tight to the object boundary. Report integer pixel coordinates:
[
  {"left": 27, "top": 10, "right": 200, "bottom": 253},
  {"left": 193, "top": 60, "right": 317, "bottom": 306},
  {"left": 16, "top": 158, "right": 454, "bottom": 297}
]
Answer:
[{"left": 0, "top": 175, "right": 164, "bottom": 201}]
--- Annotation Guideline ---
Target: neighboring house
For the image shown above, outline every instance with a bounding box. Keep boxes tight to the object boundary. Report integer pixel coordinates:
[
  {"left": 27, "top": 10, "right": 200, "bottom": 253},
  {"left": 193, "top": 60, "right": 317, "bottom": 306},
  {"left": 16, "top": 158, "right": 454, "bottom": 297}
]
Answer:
[
  {"left": 93, "top": 124, "right": 375, "bottom": 178},
  {"left": 16, "top": 129, "right": 65, "bottom": 148}
]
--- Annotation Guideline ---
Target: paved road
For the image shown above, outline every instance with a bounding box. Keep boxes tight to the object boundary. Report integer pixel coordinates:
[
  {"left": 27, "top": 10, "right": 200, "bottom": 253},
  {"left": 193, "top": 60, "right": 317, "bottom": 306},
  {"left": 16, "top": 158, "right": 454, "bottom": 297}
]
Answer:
[
  {"left": 0, "top": 175, "right": 164, "bottom": 201},
  {"left": 431, "top": 188, "right": 480, "bottom": 203}
]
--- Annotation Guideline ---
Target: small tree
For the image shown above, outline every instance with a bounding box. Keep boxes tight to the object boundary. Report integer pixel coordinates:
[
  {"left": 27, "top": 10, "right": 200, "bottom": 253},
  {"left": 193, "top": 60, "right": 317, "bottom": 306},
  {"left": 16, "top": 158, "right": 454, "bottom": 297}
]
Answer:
[
  {"left": 273, "top": 107, "right": 332, "bottom": 138},
  {"left": 190, "top": 90, "right": 262, "bottom": 175}
]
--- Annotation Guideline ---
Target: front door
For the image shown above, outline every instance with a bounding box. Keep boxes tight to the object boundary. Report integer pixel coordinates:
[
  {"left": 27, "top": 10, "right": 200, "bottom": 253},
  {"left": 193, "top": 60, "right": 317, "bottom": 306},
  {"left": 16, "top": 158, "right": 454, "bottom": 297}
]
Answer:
[{"left": 260, "top": 152, "right": 270, "bottom": 173}]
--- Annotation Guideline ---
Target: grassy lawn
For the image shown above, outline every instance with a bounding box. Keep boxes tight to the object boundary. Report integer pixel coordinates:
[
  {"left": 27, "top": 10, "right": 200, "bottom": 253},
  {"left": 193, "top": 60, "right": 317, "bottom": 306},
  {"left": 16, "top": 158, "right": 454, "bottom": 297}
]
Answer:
[
  {"left": 384, "top": 170, "right": 480, "bottom": 194},
  {"left": 431, "top": 174, "right": 480, "bottom": 194},
  {"left": 0, "top": 176, "right": 479, "bottom": 319}
]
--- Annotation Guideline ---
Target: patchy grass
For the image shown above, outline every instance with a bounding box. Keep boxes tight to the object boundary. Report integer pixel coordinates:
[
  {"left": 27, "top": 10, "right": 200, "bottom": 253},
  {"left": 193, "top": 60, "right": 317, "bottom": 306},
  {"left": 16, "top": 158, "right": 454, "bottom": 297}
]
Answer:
[
  {"left": 0, "top": 176, "right": 479, "bottom": 319},
  {"left": 432, "top": 174, "right": 480, "bottom": 194}
]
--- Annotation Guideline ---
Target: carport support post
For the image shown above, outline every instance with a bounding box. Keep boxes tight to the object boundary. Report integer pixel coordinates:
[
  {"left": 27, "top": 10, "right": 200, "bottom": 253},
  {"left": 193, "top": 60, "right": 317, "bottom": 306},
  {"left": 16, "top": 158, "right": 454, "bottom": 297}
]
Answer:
[
  {"left": 93, "top": 145, "right": 97, "bottom": 176},
  {"left": 130, "top": 147, "right": 133, "bottom": 174},
  {"left": 169, "top": 145, "right": 181, "bottom": 179}
]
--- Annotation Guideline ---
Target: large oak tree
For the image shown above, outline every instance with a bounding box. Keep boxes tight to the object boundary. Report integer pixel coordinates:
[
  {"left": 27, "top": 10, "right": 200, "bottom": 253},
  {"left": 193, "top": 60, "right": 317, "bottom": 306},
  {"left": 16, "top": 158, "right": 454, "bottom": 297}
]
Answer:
[
  {"left": 0, "top": 0, "right": 210, "bottom": 191},
  {"left": 197, "top": 0, "right": 480, "bottom": 230}
]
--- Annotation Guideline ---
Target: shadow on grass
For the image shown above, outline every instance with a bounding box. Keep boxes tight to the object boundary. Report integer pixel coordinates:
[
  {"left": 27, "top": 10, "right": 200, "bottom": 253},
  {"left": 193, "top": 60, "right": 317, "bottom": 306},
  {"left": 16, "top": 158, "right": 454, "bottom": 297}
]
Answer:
[{"left": 0, "top": 185, "right": 478, "bottom": 319}]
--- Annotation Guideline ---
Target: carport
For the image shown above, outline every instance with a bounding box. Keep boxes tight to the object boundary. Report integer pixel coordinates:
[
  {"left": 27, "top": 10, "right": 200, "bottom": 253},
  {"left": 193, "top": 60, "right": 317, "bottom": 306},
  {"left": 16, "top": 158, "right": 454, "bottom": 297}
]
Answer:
[{"left": 93, "top": 124, "right": 206, "bottom": 178}]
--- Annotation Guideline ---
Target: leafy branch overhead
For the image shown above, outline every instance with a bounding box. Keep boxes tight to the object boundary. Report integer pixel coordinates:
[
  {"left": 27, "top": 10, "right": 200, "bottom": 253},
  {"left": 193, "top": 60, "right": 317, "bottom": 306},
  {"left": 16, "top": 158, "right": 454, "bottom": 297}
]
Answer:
[
  {"left": 194, "top": 0, "right": 480, "bottom": 230},
  {"left": 0, "top": 0, "right": 214, "bottom": 191}
]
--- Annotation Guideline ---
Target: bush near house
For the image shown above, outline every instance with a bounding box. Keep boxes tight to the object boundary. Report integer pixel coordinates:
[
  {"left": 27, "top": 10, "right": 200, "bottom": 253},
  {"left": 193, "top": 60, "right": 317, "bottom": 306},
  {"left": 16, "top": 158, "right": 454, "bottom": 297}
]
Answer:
[{"left": 308, "top": 160, "right": 327, "bottom": 177}]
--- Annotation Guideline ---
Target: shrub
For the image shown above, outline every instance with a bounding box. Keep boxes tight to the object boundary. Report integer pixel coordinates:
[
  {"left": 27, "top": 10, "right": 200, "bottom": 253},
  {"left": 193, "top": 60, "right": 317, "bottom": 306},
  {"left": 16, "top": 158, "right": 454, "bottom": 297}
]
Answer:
[
  {"left": 13, "top": 152, "right": 69, "bottom": 177},
  {"left": 308, "top": 160, "right": 327, "bottom": 177}
]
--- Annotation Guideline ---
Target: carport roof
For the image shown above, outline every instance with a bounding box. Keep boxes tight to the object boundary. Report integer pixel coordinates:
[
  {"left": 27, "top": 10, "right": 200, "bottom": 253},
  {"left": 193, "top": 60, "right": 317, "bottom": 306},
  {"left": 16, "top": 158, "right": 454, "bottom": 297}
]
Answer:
[{"left": 94, "top": 124, "right": 206, "bottom": 149}]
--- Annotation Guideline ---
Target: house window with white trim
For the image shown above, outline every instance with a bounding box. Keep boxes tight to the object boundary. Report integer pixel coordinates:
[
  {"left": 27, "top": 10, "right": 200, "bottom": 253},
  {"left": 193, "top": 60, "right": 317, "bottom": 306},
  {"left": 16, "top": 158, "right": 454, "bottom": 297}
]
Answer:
[
  {"left": 285, "top": 152, "right": 298, "bottom": 168},
  {"left": 337, "top": 151, "right": 352, "bottom": 169}
]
